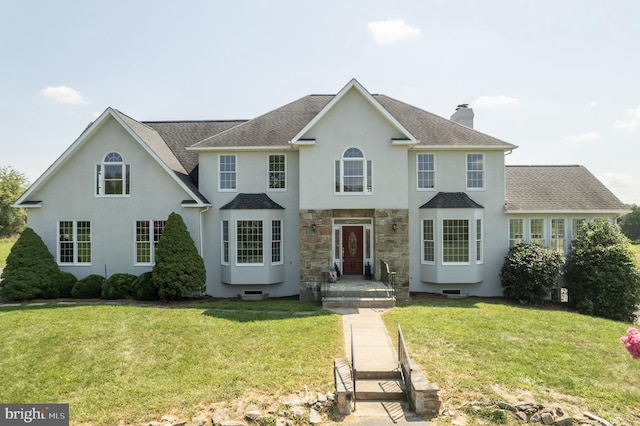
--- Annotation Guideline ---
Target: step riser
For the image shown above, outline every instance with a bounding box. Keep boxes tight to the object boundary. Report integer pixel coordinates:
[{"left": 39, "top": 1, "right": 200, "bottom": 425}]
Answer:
[
  {"left": 324, "top": 291, "right": 393, "bottom": 298},
  {"left": 356, "top": 371, "right": 402, "bottom": 380},
  {"left": 356, "top": 392, "right": 406, "bottom": 401},
  {"left": 323, "top": 300, "right": 396, "bottom": 309}
]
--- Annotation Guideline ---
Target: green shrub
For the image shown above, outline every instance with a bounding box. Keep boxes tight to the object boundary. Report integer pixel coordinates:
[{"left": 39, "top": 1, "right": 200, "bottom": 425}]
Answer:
[
  {"left": 71, "top": 274, "right": 105, "bottom": 299},
  {"left": 102, "top": 273, "right": 136, "bottom": 299},
  {"left": 55, "top": 272, "right": 77, "bottom": 298},
  {"left": 0, "top": 228, "right": 60, "bottom": 302},
  {"left": 564, "top": 219, "right": 640, "bottom": 322},
  {"left": 152, "top": 212, "right": 206, "bottom": 300},
  {"left": 132, "top": 272, "right": 159, "bottom": 301},
  {"left": 500, "top": 243, "right": 564, "bottom": 304}
]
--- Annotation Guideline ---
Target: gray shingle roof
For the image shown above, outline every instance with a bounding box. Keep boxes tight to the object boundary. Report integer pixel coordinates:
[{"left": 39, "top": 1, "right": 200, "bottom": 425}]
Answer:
[
  {"left": 191, "top": 95, "right": 333, "bottom": 148},
  {"left": 220, "top": 193, "right": 285, "bottom": 210},
  {"left": 145, "top": 120, "right": 246, "bottom": 176},
  {"left": 505, "top": 165, "right": 627, "bottom": 212},
  {"left": 420, "top": 192, "right": 484, "bottom": 209},
  {"left": 189, "top": 93, "right": 516, "bottom": 150}
]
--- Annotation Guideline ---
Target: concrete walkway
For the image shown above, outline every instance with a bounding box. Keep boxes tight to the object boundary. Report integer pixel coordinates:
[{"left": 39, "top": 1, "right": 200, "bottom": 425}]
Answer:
[{"left": 329, "top": 307, "right": 433, "bottom": 425}]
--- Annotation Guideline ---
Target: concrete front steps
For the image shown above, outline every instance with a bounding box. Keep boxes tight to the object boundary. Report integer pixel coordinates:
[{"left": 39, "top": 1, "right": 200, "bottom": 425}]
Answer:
[
  {"left": 355, "top": 370, "right": 406, "bottom": 402},
  {"left": 322, "top": 279, "right": 396, "bottom": 309}
]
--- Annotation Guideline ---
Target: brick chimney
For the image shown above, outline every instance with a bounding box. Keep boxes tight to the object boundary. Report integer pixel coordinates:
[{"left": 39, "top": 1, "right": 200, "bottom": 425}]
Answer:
[{"left": 450, "top": 104, "right": 474, "bottom": 128}]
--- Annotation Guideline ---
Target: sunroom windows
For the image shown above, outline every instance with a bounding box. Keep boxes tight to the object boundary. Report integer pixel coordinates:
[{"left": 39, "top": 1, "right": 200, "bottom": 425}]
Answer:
[
  {"left": 335, "top": 147, "right": 372, "bottom": 194},
  {"left": 96, "top": 152, "right": 130, "bottom": 196}
]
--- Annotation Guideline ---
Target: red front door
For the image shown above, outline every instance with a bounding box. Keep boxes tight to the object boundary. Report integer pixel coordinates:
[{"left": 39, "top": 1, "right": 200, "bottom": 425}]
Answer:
[{"left": 342, "top": 226, "right": 363, "bottom": 275}]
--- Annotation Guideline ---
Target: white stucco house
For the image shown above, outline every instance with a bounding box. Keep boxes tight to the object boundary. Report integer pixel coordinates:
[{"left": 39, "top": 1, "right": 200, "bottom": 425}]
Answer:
[{"left": 15, "top": 79, "right": 627, "bottom": 300}]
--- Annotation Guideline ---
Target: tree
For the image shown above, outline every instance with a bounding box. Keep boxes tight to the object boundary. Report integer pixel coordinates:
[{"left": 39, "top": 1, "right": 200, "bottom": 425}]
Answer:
[
  {"left": 0, "top": 228, "right": 60, "bottom": 301},
  {"left": 0, "top": 166, "right": 28, "bottom": 237},
  {"left": 500, "top": 243, "right": 564, "bottom": 304},
  {"left": 564, "top": 219, "right": 640, "bottom": 322},
  {"left": 152, "top": 212, "right": 206, "bottom": 300},
  {"left": 620, "top": 204, "right": 640, "bottom": 243}
]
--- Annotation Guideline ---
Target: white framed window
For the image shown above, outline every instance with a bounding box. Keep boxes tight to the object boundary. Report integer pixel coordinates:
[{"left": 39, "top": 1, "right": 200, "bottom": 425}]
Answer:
[
  {"left": 509, "top": 219, "right": 524, "bottom": 248},
  {"left": 530, "top": 218, "right": 545, "bottom": 246},
  {"left": 268, "top": 155, "right": 286, "bottom": 191},
  {"left": 219, "top": 155, "right": 237, "bottom": 191},
  {"left": 466, "top": 153, "right": 484, "bottom": 190},
  {"left": 476, "top": 219, "right": 483, "bottom": 263},
  {"left": 572, "top": 218, "right": 587, "bottom": 241},
  {"left": 221, "top": 220, "right": 229, "bottom": 265},
  {"left": 442, "top": 219, "right": 469, "bottom": 264},
  {"left": 58, "top": 220, "right": 91, "bottom": 265},
  {"left": 422, "top": 219, "right": 435, "bottom": 263},
  {"left": 135, "top": 220, "right": 166, "bottom": 265},
  {"left": 335, "top": 147, "right": 373, "bottom": 194},
  {"left": 417, "top": 153, "right": 435, "bottom": 190},
  {"left": 551, "top": 219, "right": 565, "bottom": 254},
  {"left": 237, "top": 220, "right": 263, "bottom": 264},
  {"left": 271, "top": 220, "right": 282, "bottom": 264},
  {"left": 96, "top": 152, "right": 130, "bottom": 196}
]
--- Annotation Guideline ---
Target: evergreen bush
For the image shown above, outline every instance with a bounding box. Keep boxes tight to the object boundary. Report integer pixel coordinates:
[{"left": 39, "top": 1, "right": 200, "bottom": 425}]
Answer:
[
  {"left": 152, "top": 212, "right": 206, "bottom": 300},
  {"left": 102, "top": 273, "right": 136, "bottom": 299},
  {"left": 55, "top": 272, "right": 77, "bottom": 298},
  {"left": 0, "top": 228, "right": 59, "bottom": 301},
  {"left": 564, "top": 219, "right": 640, "bottom": 322},
  {"left": 500, "top": 243, "right": 564, "bottom": 304},
  {"left": 71, "top": 274, "right": 105, "bottom": 299},
  {"left": 132, "top": 271, "right": 159, "bottom": 301}
]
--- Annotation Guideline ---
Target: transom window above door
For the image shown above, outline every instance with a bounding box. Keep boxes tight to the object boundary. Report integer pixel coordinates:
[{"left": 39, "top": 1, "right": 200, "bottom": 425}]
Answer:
[
  {"left": 335, "top": 147, "right": 372, "bottom": 194},
  {"left": 96, "top": 152, "right": 130, "bottom": 196}
]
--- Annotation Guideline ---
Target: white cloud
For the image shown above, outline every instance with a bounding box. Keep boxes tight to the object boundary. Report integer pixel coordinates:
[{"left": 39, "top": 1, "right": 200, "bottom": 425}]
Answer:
[
  {"left": 368, "top": 19, "right": 421, "bottom": 45},
  {"left": 564, "top": 132, "right": 600, "bottom": 143},
  {"left": 613, "top": 104, "right": 640, "bottom": 129},
  {"left": 585, "top": 101, "right": 599, "bottom": 108},
  {"left": 473, "top": 95, "right": 520, "bottom": 108},
  {"left": 40, "top": 85, "right": 88, "bottom": 105}
]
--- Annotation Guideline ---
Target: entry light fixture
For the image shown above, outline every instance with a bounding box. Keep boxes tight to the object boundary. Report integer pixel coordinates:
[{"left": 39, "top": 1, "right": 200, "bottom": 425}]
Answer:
[
  {"left": 311, "top": 223, "right": 317, "bottom": 232},
  {"left": 392, "top": 222, "right": 398, "bottom": 232}
]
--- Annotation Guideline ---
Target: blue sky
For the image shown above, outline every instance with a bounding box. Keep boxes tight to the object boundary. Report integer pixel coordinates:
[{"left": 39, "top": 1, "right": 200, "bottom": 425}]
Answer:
[{"left": 2, "top": 0, "right": 639, "bottom": 204}]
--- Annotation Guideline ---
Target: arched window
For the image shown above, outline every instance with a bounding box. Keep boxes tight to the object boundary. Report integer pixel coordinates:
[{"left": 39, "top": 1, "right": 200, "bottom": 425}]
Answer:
[
  {"left": 335, "top": 147, "right": 372, "bottom": 194},
  {"left": 96, "top": 152, "right": 130, "bottom": 196}
]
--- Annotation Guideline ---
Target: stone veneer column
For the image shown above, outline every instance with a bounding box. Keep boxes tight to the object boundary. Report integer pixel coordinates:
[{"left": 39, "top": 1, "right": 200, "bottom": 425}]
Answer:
[
  {"left": 299, "top": 210, "right": 333, "bottom": 301},
  {"left": 374, "top": 209, "right": 410, "bottom": 299}
]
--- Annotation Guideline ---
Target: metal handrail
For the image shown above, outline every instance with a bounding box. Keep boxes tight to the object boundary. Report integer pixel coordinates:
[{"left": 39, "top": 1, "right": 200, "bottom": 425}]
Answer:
[
  {"left": 351, "top": 324, "right": 356, "bottom": 410},
  {"left": 397, "top": 324, "right": 413, "bottom": 393}
]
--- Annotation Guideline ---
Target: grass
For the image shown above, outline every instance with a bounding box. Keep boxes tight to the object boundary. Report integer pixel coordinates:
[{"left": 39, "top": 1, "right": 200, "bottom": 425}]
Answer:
[
  {"left": 0, "top": 302, "right": 343, "bottom": 425},
  {"left": 385, "top": 296, "right": 640, "bottom": 425},
  {"left": 0, "top": 235, "right": 18, "bottom": 268}
]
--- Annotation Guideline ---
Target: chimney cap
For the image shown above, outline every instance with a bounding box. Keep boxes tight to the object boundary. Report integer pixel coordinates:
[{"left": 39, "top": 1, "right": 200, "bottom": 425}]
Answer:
[{"left": 456, "top": 103, "right": 469, "bottom": 110}]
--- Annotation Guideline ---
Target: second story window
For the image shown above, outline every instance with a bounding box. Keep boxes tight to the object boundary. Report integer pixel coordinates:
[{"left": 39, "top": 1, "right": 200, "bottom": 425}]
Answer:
[
  {"left": 417, "top": 153, "right": 435, "bottom": 190},
  {"left": 96, "top": 152, "right": 130, "bottom": 196},
  {"left": 466, "top": 153, "right": 484, "bottom": 190},
  {"left": 268, "top": 155, "right": 286, "bottom": 190},
  {"left": 335, "top": 147, "right": 372, "bottom": 194},
  {"left": 219, "top": 155, "right": 236, "bottom": 191}
]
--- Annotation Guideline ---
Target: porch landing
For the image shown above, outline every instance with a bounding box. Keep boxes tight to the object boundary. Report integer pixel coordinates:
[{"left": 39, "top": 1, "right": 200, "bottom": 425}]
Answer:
[{"left": 322, "top": 276, "right": 396, "bottom": 309}]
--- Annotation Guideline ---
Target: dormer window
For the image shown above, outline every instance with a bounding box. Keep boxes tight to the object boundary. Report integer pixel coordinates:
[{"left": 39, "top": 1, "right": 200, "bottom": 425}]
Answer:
[
  {"left": 335, "top": 147, "right": 373, "bottom": 194},
  {"left": 96, "top": 152, "right": 130, "bottom": 196}
]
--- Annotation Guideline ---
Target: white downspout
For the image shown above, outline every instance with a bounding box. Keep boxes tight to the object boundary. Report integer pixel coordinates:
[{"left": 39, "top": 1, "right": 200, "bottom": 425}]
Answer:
[{"left": 199, "top": 206, "right": 210, "bottom": 256}]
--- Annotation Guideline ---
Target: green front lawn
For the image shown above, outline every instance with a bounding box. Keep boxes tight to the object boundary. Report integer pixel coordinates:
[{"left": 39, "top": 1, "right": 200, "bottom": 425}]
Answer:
[
  {"left": 0, "top": 302, "right": 342, "bottom": 425},
  {"left": 385, "top": 296, "right": 640, "bottom": 424}
]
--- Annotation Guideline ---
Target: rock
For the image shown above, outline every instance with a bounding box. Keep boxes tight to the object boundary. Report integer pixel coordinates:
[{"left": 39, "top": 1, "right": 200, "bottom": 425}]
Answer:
[
  {"left": 161, "top": 415, "right": 186, "bottom": 426},
  {"left": 541, "top": 412, "right": 555, "bottom": 425},
  {"left": 280, "top": 396, "right": 303, "bottom": 407},
  {"left": 530, "top": 413, "right": 541, "bottom": 423},
  {"left": 317, "top": 393, "right": 327, "bottom": 403},
  {"left": 309, "top": 408, "right": 322, "bottom": 424},
  {"left": 147, "top": 422, "right": 162, "bottom": 426},
  {"left": 515, "top": 411, "right": 528, "bottom": 421},
  {"left": 498, "top": 401, "right": 517, "bottom": 412},
  {"left": 220, "top": 422, "right": 246, "bottom": 426},
  {"left": 191, "top": 417, "right": 207, "bottom": 426},
  {"left": 556, "top": 407, "right": 565, "bottom": 417},
  {"left": 290, "top": 406, "right": 306, "bottom": 418},
  {"left": 555, "top": 418, "right": 575, "bottom": 426},
  {"left": 245, "top": 410, "right": 261, "bottom": 421}
]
